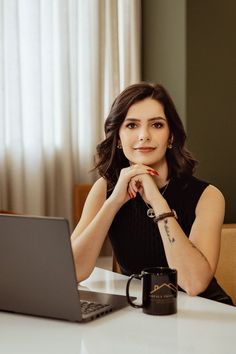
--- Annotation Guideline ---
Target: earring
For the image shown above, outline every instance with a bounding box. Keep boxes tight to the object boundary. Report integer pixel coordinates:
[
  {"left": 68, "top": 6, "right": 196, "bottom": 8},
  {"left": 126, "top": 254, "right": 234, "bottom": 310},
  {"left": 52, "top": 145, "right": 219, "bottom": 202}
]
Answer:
[
  {"left": 168, "top": 136, "right": 173, "bottom": 149},
  {"left": 117, "top": 141, "right": 122, "bottom": 149}
]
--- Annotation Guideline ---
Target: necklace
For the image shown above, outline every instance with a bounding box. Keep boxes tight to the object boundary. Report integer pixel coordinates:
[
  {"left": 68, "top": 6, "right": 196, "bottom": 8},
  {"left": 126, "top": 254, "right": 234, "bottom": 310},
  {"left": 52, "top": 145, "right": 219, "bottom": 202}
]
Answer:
[{"left": 145, "top": 180, "right": 170, "bottom": 218}]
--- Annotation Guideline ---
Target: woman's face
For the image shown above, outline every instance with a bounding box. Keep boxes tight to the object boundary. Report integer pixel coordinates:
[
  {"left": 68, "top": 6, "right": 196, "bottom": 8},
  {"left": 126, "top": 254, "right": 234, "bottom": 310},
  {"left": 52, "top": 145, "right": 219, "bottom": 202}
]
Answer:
[{"left": 119, "top": 97, "right": 171, "bottom": 169}]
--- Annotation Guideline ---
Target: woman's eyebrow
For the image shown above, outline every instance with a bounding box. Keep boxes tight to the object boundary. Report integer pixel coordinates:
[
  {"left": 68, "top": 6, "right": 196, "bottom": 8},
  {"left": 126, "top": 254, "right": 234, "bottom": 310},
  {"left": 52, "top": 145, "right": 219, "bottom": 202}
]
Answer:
[{"left": 124, "top": 116, "right": 166, "bottom": 122}]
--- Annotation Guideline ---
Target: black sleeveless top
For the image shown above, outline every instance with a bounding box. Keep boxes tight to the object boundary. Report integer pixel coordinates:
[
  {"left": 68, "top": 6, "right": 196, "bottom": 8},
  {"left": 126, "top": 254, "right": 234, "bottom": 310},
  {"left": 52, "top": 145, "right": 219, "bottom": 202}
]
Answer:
[{"left": 108, "top": 176, "right": 234, "bottom": 305}]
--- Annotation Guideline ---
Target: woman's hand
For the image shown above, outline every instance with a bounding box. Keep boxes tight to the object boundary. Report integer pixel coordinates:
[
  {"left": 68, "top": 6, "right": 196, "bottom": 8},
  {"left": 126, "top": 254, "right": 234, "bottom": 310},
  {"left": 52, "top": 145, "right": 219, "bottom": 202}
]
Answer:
[
  {"left": 109, "top": 164, "right": 159, "bottom": 207},
  {"left": 128, "top": 168, "right": 161, "bottom": 205}
]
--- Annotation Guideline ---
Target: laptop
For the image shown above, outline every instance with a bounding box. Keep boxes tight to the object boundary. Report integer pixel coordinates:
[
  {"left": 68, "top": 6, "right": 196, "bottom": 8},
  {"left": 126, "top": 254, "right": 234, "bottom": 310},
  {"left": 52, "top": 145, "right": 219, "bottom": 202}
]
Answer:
[{"left": 0, "top": 214, "right": 132, "bottom": 322}]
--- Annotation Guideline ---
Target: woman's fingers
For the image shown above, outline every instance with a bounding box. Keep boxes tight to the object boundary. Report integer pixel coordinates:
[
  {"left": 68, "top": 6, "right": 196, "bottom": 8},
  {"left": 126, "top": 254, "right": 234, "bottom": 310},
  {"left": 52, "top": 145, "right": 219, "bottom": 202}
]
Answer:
[
  {"left": 118, "top": 164, "right": 159, "bottom": 201},
  {"left": 128, "top": 174, "right": 150, "bottom": 199},
  {"left": 122, "top": 164, "right": 159, "bottom": 181},
  {"left": 128, "top": 169, "right": 160, "bottom": 201},
  {"left": 128, "top": 178, "right": 141, "bottom": 198},
  {"left": 128, "top": 179, "right": 136, "bottom": 198},
  {"left": 147, "top": 169, "right": 159, "bottom": 176}
]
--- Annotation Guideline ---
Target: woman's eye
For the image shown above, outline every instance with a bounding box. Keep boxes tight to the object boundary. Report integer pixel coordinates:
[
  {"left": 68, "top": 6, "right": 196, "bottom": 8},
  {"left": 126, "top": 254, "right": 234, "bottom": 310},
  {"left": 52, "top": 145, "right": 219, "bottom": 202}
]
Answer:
[
  {"left": 126, "top": 123, "right": 137, "bottom": 129},
  {"left": 152, "top": 122, "right": 163, "bottom": 128}
]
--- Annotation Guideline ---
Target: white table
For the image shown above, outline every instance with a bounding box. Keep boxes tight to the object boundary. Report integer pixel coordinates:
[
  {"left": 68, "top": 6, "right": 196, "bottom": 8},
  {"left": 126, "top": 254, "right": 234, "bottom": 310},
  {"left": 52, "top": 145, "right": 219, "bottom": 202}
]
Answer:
[{"left": 0, "top": 268, "right": 235, "bottom": 354}]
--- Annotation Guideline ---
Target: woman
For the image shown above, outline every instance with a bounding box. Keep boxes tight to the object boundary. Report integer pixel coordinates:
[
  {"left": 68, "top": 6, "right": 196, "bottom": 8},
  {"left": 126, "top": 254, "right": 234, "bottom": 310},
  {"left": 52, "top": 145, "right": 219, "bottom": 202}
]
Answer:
[{"left": 71, "top": 82, "right": 234, "bottom": 305}]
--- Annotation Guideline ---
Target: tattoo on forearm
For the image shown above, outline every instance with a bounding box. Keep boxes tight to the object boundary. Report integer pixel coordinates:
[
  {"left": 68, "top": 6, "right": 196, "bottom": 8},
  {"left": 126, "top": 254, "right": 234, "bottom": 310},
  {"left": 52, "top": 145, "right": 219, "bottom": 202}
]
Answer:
[
  {"left": 161, "top": 219, "right": 208, "bottom": 262},
  {"left": 190, "top": 241, "right": 208, "bottom": 262},
  {"left": 163, "top": 219, "right": 175, "bottom": 244}
]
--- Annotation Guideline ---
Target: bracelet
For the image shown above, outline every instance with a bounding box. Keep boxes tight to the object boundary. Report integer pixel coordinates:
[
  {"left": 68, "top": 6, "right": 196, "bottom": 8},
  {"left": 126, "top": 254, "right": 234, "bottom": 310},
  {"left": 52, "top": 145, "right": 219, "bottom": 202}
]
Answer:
[{"left": 153, "top": 209, "right": 177, "bottom": 223}]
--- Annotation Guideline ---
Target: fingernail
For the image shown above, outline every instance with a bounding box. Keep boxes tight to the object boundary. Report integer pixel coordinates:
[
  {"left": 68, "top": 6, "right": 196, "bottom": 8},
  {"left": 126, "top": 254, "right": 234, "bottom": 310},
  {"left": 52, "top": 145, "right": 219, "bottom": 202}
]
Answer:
[
  {"left": 147, "top": 169, "right": 159, "bottom": 175},
  {"left": 147, "top": 171, "right": 158, "bottom": 176}
]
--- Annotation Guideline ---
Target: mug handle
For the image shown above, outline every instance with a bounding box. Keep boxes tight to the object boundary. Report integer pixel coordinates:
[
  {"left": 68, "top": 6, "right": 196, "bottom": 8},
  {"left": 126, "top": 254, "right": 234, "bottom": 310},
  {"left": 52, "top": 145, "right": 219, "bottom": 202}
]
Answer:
[{"left": 126, "top": 274, "right": 143, "bottom": 308}]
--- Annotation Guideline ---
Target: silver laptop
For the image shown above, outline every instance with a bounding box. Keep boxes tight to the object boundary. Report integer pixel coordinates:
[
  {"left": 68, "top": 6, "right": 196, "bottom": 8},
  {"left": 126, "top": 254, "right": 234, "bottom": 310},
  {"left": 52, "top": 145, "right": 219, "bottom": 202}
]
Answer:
[{"left": 0, "top": 214, "right": 131, "bottom": 322}]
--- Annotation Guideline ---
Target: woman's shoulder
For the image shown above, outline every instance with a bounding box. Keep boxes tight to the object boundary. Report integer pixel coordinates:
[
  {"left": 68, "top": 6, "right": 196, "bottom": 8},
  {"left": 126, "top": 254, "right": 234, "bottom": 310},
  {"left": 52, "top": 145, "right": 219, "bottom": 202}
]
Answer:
[
  {"left": 184, "top": 176, "right": 224, "bottom": 198},
  {"left": 93, "top": 176, "right": 107, "bottom": 188},
  {"left": 91, "top": 177, "right": 107, "bottom": 196},
  {"left": 170, "top": 175, "right": 211, "bottom": 209},
  {"left": 198, "top": 184, "right": 225, "bottom": 207},
  {"left": 195, "top": 184, "right": 225, "bottom": 225},
  {"left": 169, "top": 176, "right": 225, "bottom": 233},
  {"left": 82, "top": 177, "right": 107, "bottom": 214}
]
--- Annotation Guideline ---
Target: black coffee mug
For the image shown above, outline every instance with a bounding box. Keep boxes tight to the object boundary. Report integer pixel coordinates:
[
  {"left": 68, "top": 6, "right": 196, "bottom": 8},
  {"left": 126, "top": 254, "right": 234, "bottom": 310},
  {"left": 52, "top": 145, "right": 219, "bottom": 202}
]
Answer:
[{"left": 126, "top": 267, "right": 177, "bottom": 315}]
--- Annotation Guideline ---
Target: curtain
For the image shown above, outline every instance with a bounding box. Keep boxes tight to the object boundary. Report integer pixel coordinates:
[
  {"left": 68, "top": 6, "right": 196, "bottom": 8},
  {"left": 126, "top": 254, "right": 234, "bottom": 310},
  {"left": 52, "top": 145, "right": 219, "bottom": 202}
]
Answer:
[{"left": 0, "top": 0, "right": 141, "bottom": 226}]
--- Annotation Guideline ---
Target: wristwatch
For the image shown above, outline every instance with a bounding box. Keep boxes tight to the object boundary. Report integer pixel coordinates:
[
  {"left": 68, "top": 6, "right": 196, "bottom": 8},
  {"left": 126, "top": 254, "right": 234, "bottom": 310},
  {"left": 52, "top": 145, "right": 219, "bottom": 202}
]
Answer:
[{"left": 153, "top": 209, "right": 177, "bottom": 223}]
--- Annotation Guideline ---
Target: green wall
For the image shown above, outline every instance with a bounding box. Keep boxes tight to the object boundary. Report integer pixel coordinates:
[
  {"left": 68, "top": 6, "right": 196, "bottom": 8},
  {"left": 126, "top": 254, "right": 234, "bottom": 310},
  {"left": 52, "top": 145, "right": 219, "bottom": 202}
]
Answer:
[
  {"left": 186, "top": 1, "right": 236, "bottom": 222},
  {"left": 142, "top": 0, "right": 236, "bottom": 222},
  {"left": 142, "top": 0, "right": 186, "bottom": 126}
]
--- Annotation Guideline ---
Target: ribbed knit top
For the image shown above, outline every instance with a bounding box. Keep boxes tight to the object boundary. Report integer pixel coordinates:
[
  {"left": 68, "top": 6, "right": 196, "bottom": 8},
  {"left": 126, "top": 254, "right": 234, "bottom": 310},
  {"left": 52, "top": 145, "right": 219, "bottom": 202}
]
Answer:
[
  {"left": 107, "top": 175, "right": 234, "bottom": 305},
  {"left": 108, "top": 176, "right": 209, "bottom": 275}
]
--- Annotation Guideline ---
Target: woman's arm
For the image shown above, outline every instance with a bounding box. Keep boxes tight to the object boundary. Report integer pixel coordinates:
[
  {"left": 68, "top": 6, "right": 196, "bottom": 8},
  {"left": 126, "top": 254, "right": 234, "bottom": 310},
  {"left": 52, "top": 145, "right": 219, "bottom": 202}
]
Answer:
[
  {"left": 71, "top": 178, "right": 119, "bottom": 282},
  {"left": 151, "top": 185, "right": 225, "bottom": 296},
  {"left": 71, "top": 165, "right": 156, "bottom": 282},
  {"left": 128, "top": 172, "right": 224, "bottom": 296}
]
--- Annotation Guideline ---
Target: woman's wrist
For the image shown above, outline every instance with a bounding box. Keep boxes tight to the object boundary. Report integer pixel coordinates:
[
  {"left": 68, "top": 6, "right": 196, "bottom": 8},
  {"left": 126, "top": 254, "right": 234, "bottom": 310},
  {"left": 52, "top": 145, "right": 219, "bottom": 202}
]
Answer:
[{"left": 150, "top": 198, "right": 171, "bottom": 216}]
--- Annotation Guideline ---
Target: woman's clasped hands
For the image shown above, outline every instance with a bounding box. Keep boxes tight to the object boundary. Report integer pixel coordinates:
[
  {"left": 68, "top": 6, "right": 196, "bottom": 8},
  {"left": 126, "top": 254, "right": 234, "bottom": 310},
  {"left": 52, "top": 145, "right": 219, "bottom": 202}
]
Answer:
[{"left": 109, "top": 164, "right": 160, "bottom": 207}]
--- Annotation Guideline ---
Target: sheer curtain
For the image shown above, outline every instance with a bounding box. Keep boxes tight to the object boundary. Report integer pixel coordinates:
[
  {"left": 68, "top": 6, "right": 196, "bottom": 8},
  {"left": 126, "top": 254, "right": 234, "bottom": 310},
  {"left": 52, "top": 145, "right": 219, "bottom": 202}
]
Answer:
[{"left": 0, "top": 0, "right": 141, "bottom": 225}]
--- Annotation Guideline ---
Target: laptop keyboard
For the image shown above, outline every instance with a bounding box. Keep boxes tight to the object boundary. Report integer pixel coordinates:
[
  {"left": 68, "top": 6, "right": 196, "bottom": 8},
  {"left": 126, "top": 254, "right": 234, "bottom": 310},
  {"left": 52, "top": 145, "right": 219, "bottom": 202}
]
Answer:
[{"left": 80, "top": 300, "right": 112, "bottom": 316}]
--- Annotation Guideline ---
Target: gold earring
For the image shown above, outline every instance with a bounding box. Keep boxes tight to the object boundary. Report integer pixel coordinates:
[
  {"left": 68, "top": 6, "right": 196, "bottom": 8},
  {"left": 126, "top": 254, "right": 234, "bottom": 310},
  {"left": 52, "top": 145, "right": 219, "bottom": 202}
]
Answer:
[
  {"left": 168, "top": 137, "right": 173, "bottom": 149},
  {"left": 117, "top": 141, "right": 122, "bottom": 149}
]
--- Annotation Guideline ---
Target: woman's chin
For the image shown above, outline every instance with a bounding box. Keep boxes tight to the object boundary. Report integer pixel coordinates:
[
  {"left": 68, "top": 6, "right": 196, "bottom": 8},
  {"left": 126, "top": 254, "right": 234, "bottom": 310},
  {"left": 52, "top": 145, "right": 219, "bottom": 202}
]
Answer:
[{"left": 128, "top": 158, "right": 157, "bottom": 166}]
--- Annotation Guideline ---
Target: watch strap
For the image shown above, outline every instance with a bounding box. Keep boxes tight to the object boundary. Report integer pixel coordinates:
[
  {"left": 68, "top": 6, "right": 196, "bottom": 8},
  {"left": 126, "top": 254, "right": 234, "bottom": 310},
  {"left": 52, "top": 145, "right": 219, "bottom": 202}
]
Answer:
[{"left": 153, "top": 209, "right": 177, "bottom": 223}]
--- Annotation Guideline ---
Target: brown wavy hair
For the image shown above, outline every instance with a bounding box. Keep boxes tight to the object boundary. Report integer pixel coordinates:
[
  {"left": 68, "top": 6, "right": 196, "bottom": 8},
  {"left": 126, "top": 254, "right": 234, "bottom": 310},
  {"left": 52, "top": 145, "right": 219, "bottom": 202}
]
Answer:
[{"left": 95, "top": 82, "right": 197, "bottom": 188}]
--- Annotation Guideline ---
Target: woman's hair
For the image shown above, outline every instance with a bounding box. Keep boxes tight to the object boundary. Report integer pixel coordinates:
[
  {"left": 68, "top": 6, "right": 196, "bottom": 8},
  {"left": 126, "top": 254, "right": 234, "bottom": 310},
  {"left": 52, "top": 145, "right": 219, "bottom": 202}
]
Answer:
[{"left": 95, "top": 82, "right": 197, "bottom": 188}]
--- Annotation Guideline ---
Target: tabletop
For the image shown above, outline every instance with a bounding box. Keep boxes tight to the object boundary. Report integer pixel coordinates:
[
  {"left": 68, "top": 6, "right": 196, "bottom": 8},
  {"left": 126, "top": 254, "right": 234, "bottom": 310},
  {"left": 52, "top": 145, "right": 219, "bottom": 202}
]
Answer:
[{"left": 0, "top": 267, "right": 235, "bottom": 354}]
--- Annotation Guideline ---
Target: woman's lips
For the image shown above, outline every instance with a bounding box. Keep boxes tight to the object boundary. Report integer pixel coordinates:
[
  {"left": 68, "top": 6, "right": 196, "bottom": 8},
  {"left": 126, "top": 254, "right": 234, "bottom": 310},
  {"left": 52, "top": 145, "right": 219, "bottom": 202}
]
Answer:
[{"left": 134, "top": 147, "right": 156, "bottom": 152}]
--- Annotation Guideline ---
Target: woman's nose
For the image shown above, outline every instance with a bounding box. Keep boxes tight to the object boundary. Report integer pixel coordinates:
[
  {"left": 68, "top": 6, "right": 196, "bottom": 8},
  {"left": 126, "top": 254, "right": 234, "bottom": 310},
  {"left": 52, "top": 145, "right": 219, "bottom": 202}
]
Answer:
[
  {"left": 139, "top": 136, "right": 150, "bottom": 142},
  {"left": 138, "top": 128, "right": 150, "bottom": 141}
]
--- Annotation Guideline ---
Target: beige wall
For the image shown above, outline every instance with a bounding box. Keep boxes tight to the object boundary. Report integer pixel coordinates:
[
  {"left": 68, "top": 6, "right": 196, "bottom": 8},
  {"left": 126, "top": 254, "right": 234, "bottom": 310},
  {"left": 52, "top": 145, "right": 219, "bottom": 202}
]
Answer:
[{"left": 142, "top": 0, "right": 236, "bottom": 222}]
